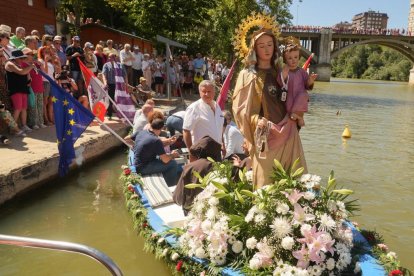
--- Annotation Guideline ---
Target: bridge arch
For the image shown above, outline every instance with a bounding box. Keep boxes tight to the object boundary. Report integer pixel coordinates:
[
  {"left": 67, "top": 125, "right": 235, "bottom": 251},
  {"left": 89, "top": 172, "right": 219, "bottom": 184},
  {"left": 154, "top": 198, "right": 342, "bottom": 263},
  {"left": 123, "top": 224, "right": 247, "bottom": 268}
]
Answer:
[{"left": 331, "top": 39, "right": 414, "bottom": 63}]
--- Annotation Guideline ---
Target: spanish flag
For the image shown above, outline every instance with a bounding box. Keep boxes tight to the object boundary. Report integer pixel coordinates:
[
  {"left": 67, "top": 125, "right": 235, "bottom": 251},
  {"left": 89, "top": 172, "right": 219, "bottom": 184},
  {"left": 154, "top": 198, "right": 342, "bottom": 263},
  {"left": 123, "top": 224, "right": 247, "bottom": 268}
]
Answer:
[{"left": 78, "top": 58, "right": 109, "bottom": 121}]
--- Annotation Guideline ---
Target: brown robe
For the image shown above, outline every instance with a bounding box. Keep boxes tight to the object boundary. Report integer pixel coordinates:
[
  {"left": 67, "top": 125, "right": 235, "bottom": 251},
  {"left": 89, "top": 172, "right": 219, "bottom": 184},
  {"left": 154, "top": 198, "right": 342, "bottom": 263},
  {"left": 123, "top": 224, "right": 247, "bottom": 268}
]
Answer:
[
  {"left": 232, "top": 68, "right": 307, "bottom": 188},
  {"left": 173, "top": 136, "right": 222, "bottom": 213}
]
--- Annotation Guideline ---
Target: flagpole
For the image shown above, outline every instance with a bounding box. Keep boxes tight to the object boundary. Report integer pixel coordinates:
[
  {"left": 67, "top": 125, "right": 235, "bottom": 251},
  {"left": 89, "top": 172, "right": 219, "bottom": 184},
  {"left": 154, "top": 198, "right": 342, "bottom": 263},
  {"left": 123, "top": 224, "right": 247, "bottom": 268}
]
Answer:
[
  {"left": 78, "top": 57, "right": 134, "bottom": 128},
  {"left": 106, "top": 93, "right": 134, "bottom": 128},
  {"left": 94, "top": 117, "right": 133, "bottom": 149}
]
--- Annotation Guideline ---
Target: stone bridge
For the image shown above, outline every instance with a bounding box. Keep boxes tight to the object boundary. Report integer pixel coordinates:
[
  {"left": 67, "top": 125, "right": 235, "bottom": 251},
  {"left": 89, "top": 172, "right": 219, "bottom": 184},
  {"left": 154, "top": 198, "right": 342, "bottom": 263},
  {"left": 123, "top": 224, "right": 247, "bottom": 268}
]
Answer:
[{"left": 280, "top": 30, "right": 414, "bottom": 83}]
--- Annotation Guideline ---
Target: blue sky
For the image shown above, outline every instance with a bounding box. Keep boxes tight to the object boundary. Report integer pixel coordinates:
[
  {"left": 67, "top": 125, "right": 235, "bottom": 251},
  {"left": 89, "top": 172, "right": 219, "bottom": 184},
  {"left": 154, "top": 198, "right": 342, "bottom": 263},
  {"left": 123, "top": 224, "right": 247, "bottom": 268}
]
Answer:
[{"left": 289, "top": 0, "right": 409, "bottom": 29}]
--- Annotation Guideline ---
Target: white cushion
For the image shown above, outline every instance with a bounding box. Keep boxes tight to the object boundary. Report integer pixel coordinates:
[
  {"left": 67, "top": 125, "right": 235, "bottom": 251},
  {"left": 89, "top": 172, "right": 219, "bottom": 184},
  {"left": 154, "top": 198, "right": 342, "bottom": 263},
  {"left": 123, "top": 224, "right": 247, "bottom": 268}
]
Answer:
[{"left": 141, "top": 173, "right": 174, "bottom": 207}]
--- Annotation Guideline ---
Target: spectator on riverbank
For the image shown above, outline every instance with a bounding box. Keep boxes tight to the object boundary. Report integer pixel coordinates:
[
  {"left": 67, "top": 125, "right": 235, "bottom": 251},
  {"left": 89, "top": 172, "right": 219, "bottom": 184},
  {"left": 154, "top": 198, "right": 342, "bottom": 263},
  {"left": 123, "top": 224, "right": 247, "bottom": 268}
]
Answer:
[
  {"left": 120, "top": 44, "right": 134, "bottom": 85},
  {"left": 0, "top": 101, "right": 25, "bottom": 137},
  {"left": 103, "top": 39, "right": 118, "bottom": 57},
  {"left": 131, "top": 46, "right": 144, "bottom": 86},
  {"left": 66, "top": 36, "right": 85, "bottom": 96},
  {"left": 5, "top": 50, "right": 34, "bottom": 133},
  {"left": 10, "top": 27, "right": 25, "bottom": 49}
]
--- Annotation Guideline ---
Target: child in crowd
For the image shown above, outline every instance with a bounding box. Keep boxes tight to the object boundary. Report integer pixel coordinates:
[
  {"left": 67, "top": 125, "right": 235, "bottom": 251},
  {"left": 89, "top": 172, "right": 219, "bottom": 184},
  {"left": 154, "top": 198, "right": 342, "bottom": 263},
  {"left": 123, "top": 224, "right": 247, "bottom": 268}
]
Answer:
[
  {"left": 193, "top": 72, "right": 203, "bottom": 93},
  {"left": 0, "top": 101, "right": 25, "bottom": 137},
  {"left": 279, "top": 37, "right": 317, "bottom": 128}
]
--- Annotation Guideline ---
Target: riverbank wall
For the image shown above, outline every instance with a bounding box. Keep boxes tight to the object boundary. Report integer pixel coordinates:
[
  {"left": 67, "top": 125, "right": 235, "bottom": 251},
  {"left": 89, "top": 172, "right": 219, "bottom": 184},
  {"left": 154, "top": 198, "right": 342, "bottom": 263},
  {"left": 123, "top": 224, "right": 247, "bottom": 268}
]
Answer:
[{"left": 0, "top": 119, "right": 130, "bottom": 205}]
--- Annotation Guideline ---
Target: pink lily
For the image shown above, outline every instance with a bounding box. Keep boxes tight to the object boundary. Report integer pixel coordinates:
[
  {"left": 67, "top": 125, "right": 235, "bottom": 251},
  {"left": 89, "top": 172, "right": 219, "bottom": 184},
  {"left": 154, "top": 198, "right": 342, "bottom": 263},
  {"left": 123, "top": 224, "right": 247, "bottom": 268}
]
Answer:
[
  {"left": 293, "top": 203, "right": 316, "bottom": 225},
  {"left": 292, "top": 245, "right": 310, "bottom": 269},
  {"left": 282, "top": 189, "right": 305, "bottom": 205}
]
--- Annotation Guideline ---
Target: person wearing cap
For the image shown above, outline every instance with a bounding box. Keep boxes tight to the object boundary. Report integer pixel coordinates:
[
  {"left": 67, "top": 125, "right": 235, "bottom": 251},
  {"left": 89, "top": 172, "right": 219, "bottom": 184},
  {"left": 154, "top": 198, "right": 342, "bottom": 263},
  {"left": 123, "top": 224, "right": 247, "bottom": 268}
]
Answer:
[
  {"left": 5, "top": 49, "right": 36, "bottom": 133},
  {"left": 131, "top": 46, "right": 143, "bottom": 86},
  {"left": 65, "top": 36, "right": 85, "bottom": 95},
  {"left": 53, "top": 36, "right": 66, "bottom": 67},
  {"left": 83, "top": 42, "right": 98, "bottom": 73},
  {"left": 136, "top": 77, "right": 153, "bottom": 102},
  {"left": 10, "top": 27, "right": 26, "bottom": 50},
  {"left": 120, "top": 43, "right": 134, "bottom": 85}
]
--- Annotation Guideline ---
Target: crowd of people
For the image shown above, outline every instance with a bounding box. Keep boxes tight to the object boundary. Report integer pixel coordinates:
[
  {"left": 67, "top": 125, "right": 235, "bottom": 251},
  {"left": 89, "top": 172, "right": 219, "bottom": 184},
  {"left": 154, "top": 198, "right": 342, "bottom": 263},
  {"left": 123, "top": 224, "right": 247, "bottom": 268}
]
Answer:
[
  {"left": 281, "top": 25, "right": 413, "bottom": 36},
  {"left": 0, "top": 22, "right": 230, "bottom": 145}
]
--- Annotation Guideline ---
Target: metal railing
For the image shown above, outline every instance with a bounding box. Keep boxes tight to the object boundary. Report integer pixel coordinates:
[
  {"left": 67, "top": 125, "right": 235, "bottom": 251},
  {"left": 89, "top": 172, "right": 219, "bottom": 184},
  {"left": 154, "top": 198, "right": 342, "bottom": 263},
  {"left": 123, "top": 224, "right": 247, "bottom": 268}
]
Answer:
[{"left": 0, "top": 234, "right": 123, "bottom": 276}]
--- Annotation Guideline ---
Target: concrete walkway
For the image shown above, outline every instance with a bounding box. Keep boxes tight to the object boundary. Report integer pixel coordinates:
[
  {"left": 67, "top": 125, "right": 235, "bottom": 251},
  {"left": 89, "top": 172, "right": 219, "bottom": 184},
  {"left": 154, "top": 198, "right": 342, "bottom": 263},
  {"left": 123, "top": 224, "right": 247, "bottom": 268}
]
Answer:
[{"left": 0, "top": 118, "right": 130, "bottom": 205}]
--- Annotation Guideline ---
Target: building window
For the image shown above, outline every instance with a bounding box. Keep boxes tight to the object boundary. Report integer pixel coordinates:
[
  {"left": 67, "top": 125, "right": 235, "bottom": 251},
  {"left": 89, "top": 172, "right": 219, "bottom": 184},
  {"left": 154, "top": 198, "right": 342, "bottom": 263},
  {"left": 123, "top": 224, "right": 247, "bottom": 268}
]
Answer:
[{"left": 28, "top": 0, "right": 33, "bottom": 6}]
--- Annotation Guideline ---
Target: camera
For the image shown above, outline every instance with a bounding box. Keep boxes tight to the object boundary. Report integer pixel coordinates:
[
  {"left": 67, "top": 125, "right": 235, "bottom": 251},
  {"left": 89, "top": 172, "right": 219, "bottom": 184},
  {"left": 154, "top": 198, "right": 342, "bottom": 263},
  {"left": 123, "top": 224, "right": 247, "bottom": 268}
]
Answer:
[{"left": 55, "top": 70, "right": 69, "bottom": 80}]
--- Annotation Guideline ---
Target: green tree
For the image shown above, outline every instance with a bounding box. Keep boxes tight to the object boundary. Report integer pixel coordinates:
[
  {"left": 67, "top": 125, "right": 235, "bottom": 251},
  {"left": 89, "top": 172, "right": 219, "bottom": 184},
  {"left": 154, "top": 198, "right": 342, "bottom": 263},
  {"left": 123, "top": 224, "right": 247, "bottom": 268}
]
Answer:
[{"left": 331, "top": 45, "right": 413, "bottom": 81}]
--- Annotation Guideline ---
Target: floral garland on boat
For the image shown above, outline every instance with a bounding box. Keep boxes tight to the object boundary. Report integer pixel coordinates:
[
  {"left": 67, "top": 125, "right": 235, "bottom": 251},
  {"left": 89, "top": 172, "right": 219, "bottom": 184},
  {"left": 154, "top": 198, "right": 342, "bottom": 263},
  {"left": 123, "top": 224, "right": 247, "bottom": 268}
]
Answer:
[{"left": 119, "top": 159, "right": 411, "bottom": 276}]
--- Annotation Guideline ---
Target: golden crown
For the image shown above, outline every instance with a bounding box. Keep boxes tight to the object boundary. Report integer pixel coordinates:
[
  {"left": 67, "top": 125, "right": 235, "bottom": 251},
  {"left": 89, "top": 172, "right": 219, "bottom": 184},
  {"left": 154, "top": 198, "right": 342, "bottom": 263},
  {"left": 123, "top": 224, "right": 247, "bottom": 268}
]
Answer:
[
  {"left": 233, "top": 12, "right": 280, "bottom": 60},
  {"left": 282, "top": 36, "right": 301, "bottom": 48}
]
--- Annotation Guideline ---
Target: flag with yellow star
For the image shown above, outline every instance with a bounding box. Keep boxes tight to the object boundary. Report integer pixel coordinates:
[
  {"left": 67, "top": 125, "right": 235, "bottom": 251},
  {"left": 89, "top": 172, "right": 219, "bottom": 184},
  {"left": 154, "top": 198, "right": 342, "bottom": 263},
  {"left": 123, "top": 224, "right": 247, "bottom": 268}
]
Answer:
[{"left": 40, "top": 71, "right": 95, "bottom": 176}]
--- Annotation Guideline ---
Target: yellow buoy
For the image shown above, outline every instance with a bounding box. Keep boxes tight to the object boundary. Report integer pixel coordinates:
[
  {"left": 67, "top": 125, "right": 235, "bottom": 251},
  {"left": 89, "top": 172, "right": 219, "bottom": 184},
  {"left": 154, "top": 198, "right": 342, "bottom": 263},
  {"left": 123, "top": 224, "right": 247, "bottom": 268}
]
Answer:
[{"left": 342, "top": 125, "right": 352, "bottom": 138}]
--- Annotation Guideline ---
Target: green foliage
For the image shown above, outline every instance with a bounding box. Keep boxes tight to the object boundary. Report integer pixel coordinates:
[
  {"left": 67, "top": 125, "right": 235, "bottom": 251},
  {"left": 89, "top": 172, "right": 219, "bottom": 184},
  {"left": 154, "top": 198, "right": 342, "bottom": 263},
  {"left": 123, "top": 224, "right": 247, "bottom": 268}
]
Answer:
[
  {"left": 77, "top": 0, "right": 294, "bottom": 55},
  {"left": 332, "top": 45, "right": 413, "bottom": 81}
]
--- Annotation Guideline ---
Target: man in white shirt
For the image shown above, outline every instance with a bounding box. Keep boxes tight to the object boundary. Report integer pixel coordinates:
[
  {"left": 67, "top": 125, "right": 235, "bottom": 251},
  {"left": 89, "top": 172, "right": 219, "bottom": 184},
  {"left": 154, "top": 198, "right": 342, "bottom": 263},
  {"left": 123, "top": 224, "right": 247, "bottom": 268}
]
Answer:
[
  {"left": 131, "top": 46, "right": 144, "bottom": 86},
  {"left": 183, "top": 80, "right": 224, "bottom": 162},
  {"left": 119, "top": 43, "right": 134, "bottom": 85}
]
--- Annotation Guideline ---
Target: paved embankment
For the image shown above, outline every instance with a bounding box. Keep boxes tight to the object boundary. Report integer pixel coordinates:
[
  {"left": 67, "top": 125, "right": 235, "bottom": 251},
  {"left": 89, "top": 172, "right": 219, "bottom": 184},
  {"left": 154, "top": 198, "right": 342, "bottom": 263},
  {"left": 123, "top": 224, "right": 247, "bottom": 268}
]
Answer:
[{"left": 0, "top": 119, "right": 130, "bottom": 205}]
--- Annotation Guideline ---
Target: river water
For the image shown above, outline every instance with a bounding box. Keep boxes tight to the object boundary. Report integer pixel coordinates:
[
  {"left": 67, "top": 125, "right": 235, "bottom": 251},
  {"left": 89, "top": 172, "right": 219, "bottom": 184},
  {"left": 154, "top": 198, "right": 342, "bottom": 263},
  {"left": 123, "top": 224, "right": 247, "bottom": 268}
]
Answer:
[{"left": 0, "top": 78, "right": 413, "bottom": 274}]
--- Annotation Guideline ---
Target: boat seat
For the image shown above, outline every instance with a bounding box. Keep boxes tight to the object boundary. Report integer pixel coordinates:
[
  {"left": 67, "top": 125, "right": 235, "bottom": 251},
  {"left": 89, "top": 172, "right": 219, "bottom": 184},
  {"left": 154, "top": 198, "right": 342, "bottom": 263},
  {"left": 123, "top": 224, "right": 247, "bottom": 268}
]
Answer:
[{"left": 141, "top": 174, "right": 174, "bottom": 207}]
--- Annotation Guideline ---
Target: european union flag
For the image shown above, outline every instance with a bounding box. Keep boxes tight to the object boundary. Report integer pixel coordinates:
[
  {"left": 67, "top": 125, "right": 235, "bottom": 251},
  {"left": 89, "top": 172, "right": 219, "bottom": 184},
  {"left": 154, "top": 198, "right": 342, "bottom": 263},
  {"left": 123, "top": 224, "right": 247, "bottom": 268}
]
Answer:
[{"left": 40, "top": 72, "right": 95, "bottom": 176}]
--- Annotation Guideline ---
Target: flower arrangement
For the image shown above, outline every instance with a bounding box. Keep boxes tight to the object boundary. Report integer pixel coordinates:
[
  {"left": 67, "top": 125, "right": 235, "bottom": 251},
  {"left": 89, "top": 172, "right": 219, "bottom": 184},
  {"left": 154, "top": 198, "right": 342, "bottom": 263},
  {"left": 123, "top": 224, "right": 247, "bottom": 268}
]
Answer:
[
  {"left": 119, "top": 160, "right": 410, "bottom": 276},
  {"left": 175, "top": 159, "right": 410, "bottom": 275}
]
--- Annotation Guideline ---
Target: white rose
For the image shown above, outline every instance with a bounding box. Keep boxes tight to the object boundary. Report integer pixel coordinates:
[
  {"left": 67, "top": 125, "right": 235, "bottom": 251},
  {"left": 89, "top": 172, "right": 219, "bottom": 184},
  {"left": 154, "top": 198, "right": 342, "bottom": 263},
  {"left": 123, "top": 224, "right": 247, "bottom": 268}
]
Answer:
[
  {"left": 304, "top": 191, "right": 315, "bottom": 201},
  {"left": 162, "top": 248, "right": 169, "bottom": 257},
  {"left": 387, "top": 251, "right": 397, "bottom": 259},
  {"left": 171, "top": 252, "right": 179, "bottom": 261},
  {"left": 157, "top": 237, "right": 165, "bottom": 244},
  {"left": 326, "top": 258, "right": 335, "bottom": 270},
  {"left": 281, "top": 236, "right": 295, "bottom": 250},
  {"left": 232, "top": 240, "right": 243, "bottom": 254},
  {"left": 276, "top": 203, "right": 289, "bottom": 215},
  {"left": 246, "top": 237, "right": 257, "bottom": 250},
  {"left": 195, "top": 247, "right": 206, "bottom": 258}
]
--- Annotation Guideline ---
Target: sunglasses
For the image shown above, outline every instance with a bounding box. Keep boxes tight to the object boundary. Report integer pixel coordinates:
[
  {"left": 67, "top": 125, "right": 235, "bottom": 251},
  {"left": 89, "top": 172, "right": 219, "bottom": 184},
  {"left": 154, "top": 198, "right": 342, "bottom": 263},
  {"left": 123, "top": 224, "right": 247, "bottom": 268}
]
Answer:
[{"left": 1, "top": 36, "right": 10, "bottom": 40}]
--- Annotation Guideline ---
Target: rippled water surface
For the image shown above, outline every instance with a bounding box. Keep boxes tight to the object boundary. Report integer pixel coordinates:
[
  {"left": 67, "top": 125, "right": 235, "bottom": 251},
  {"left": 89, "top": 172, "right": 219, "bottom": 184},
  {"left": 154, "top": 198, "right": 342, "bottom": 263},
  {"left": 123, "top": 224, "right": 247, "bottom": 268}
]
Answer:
[{"left": 0, "top": 78, "right": 413, "bottom": 274}]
